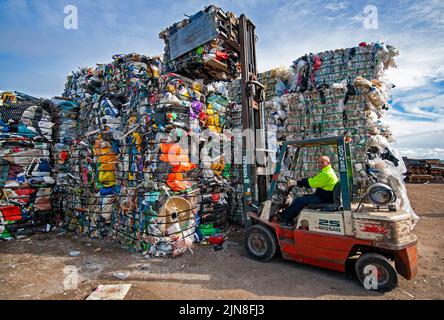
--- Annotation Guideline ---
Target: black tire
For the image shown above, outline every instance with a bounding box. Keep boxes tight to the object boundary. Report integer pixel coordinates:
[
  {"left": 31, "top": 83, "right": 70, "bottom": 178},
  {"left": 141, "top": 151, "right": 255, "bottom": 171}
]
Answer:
[
  {"left": 244, "top": 224, "right": 277, "bottom": 262},
  {"left": 355, "top": 253, "right": 398, "bottom": 292}
]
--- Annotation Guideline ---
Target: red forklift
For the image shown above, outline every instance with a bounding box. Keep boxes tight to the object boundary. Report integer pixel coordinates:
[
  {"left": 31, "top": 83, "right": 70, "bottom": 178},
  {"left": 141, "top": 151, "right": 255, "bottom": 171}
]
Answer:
[{"left": 238, "top": 17, "right": 417, "bottom": 292}]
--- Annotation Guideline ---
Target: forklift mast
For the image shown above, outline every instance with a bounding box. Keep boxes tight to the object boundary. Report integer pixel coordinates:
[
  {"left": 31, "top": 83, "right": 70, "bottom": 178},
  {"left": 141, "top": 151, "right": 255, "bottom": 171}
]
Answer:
[{"left": 239, "top": 15, "right": 269, "bottom": 227}]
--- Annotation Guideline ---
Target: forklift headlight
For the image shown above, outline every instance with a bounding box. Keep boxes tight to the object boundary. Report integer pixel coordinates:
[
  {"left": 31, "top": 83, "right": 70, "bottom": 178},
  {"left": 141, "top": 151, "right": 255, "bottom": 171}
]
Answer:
[{"left": 366, "top": 183, "right": 397, "bottom": 206}]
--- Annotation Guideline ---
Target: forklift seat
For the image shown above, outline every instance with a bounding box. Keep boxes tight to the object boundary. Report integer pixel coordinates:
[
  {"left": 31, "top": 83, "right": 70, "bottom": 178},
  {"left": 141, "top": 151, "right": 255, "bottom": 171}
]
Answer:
[{"left": 306, "top": 181, "right": 342, "bottom": 212}]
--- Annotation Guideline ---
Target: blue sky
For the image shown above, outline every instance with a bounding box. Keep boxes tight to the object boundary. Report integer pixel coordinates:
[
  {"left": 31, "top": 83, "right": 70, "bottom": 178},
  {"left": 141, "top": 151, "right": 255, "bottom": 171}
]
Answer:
[{"left": 0, "top": 0, "right": 443, "bottom": 159}]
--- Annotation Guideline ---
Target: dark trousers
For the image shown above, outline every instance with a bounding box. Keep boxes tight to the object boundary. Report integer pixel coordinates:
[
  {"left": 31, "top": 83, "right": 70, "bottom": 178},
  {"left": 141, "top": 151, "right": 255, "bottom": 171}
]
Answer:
[{"left": 280, "top": 190, "right": 333, "bottom": 223}]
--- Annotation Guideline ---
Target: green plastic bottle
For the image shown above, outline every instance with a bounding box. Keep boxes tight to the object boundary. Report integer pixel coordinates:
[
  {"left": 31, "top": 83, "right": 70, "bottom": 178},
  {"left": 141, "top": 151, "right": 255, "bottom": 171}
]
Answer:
[{"left": 199, "top": 223, "right": 221, "bottom": 237}]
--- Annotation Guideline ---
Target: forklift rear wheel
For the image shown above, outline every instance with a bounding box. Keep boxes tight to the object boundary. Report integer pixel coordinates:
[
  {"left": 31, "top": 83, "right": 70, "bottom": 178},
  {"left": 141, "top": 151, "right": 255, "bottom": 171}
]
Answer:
[
  {"left": 244, "top": 224, "right": 277, "bottom": 262},
  {"left": 355, "top": 253, "right": 398, "bottom": 292}
]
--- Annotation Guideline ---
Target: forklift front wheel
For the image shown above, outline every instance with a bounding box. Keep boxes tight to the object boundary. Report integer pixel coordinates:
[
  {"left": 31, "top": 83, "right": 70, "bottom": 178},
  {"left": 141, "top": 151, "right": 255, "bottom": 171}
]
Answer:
[
  {"left": 355, "top": 253, "right": 398, "bottom": 292},
  {"left": 244, "top": 224, "right": 277, "bottom": 262}
]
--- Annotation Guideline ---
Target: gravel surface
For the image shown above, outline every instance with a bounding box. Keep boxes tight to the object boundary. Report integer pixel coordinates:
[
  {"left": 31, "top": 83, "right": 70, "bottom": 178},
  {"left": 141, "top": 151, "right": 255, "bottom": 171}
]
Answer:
[{"left": 0, "top": 184, "right": 443, "bottom": 300}]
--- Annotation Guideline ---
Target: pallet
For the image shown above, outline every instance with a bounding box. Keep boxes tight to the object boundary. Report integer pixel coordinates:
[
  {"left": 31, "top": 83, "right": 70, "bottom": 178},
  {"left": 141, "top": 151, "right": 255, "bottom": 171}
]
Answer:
[{"left": 408, "top": 174, "right": 433, "bottom": 183}]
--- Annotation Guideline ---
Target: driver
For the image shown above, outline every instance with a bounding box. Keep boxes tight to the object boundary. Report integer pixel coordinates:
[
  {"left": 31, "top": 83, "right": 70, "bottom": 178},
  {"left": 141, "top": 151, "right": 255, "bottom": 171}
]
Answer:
[{"left": 279, "top": 155, "right": 338, "bottom": 225}]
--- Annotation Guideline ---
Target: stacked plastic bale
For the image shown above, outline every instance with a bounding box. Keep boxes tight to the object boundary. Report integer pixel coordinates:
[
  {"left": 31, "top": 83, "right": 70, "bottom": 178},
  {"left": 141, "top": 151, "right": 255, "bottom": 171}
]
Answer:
[
  {"left": 61, "top": 64, "right": 123, "bottom": 238},
  {"left": 197, "top": 85, "right": 234, "bottom": 236},
  {"left": 227, "top": 117, "right": 244, "bottom": 225},
  {"left": 0, "top": 91, "right": 55, "bottom": 239},
  {"left": 108, "top": 56, "right": 201, "bottom": 256},
  {"left": 63, "top": 67, "right": 103, "bottom": 104},
  {"left": 154, "top": 6, "right": 241, "bottom": 238},
  {"left": 225, "top": 44, "right": 392, "bottom": 188},
  {"left": 266, "top": 42, "right": 417, "bottom": 222},
  {"left": 50, "top": 97, "right": 80, "bottom": 224},
  {"left": 159, "top": 5, "right": 240, "bottom": 83},
  {"left": 278, "top": 43, "right": 392, "bottom": 185},
  {"left": 226, "top": 78, "right": 241, "bottom": 104},
  {"left": 116, "top": 70, "right": 202, "bottom": 257},
  {"left": 222, "top": 82, "right": 243, "bottom": 225},
  {"left": 61, "top": 38, "right": 237, "bottom": 254},
  {"left": 112, "top": 69, "right": 234, "bottom": 257}
]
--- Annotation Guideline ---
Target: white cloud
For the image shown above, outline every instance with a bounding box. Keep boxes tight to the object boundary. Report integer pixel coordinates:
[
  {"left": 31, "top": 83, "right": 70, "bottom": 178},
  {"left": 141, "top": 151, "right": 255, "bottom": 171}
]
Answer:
[
  {"left": 325, "top": 1, "right": 349, "bottom": 12},
  {"left": 385, "top": 41, "right": 444, "bottom": 90},
  {"left": 390, "top": 80, "right": 444, "bottom": 121},
  {"left": 395, "top": 148, "right": 444, "bottom": 160},
  {"left": 384, "top": 114, "right": 444, "bottom": 158},
  {"left": 395, "top": 0, "right": 444, "bottom": 30}
]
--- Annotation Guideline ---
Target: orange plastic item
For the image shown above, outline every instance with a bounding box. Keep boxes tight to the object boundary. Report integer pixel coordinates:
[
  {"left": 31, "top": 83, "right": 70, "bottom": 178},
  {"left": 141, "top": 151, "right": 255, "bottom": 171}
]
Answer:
[
  {"left": 160, "top": 143, "right": 198, "bottom": 191},
  {"left": 167, "top": 172, "right": 192, "bottom": 191},
  {"left": 159, "top": 144, "right": 188, "bottom": 164}
]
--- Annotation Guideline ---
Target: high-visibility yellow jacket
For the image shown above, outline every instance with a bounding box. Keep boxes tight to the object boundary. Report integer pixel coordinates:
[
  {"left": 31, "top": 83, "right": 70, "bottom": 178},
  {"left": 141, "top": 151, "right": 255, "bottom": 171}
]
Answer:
[{"left": 308, "top": 164, "right": 339, "bottom": 191}]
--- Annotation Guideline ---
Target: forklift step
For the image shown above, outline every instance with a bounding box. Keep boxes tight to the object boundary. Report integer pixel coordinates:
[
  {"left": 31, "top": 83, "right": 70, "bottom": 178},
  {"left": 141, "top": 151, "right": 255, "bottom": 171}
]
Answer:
[
  {"left": 279, "top": 239, "right": 295, "bottom": 244},
  {"left": 279, "top": 224, "right": 296, "bottom": 230}
]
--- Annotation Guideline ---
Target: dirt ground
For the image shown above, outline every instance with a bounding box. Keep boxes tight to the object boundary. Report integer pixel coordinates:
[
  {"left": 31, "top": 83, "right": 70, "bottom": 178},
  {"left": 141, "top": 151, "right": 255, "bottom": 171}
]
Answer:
[{"left": 0, "top": 184, "right": 443, "bottom": 300}]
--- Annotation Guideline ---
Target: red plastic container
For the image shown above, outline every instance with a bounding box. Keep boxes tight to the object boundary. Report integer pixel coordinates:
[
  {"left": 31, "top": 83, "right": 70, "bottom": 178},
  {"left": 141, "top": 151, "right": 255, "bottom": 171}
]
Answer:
[{"left": 208, "top": 235, "right": 224, "bottom": 245}]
